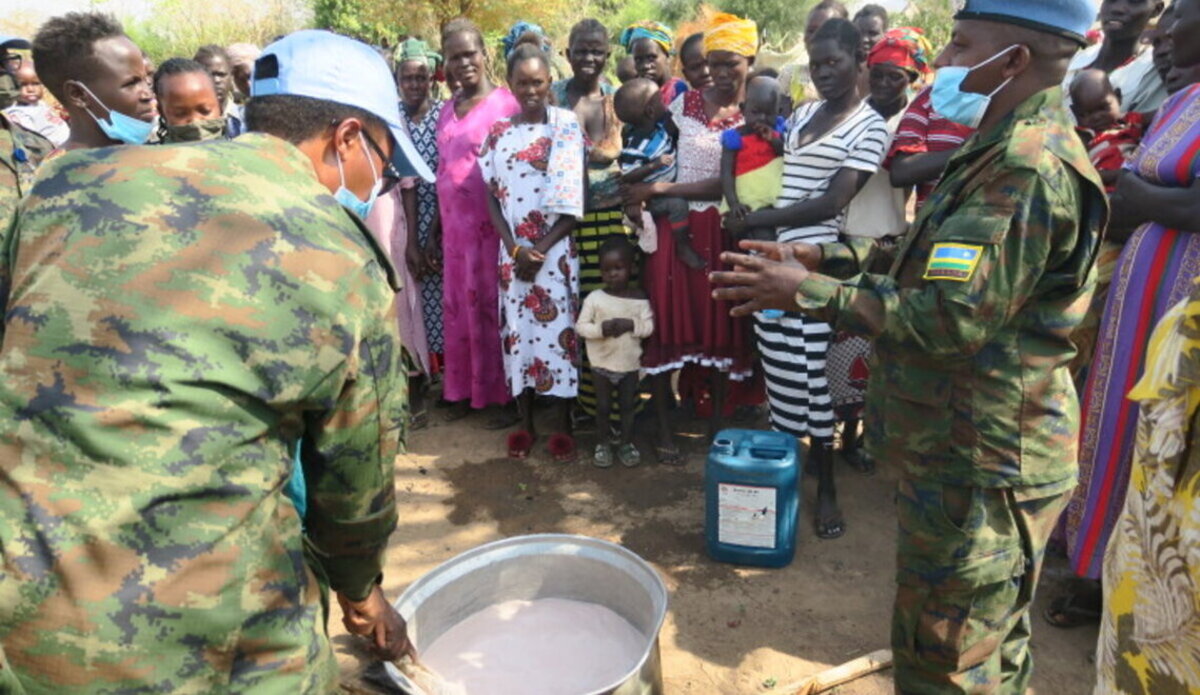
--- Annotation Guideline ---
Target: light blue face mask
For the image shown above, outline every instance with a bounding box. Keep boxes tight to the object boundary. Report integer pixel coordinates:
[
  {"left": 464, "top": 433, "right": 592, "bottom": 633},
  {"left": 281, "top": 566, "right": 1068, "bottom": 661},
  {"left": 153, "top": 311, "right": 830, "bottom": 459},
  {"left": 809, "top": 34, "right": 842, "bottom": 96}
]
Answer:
[
  {"left": 334, "top": 132, "right": 383, "bottom": 220},
  {"left": 930, "top": 45, "right": 1017, "bottom": 129},
  {"left": 75, "top": 81, "right": 155, "bottom": 145}
]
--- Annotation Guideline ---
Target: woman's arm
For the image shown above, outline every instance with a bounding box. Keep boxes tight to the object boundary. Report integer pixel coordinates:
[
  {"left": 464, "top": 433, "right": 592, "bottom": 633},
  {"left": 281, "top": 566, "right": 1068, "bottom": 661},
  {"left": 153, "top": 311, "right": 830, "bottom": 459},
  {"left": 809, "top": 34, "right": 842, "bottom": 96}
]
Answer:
[
  {"left": 889, "top": 150, "right": 956, "bottom": 188},
  {"left": 1109, "top": 172, "right": 1200, "bottom": 242},
  {"left": 424, "top": 207, "right": 443, "bottom": 273},
  {"left": 534, "top": 215, "right": 578, "bottom": 256},
  {"left": 626, "top": 177, "right": 723, "bottom": 206},
  {"left": 488, "top": 194, "right": 517, "bottom": 254},
  {"left": 744, "top": 168, "right": 871, "bottom": 230}
]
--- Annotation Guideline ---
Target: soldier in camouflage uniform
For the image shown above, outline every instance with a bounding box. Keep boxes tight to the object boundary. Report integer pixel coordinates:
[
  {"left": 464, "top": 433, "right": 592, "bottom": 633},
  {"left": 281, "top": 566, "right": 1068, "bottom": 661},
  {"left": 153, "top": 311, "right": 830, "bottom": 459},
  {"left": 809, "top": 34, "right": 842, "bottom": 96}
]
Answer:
[
  {"left": 0, "top": 30, "right": 432, "bottom": 693},
  {"left": 712, "top": 1, "right": 1107, "bottom": 692},
  {"left": 1, "top": 35, "right": 55, "bottom": 222}
]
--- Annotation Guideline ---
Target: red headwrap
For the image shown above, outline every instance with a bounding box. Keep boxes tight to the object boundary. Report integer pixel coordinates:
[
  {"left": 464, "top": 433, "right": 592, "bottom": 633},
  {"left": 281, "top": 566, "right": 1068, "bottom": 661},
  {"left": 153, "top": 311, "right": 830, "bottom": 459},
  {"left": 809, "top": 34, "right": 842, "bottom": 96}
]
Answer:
[{"left": 867, "top": 27, "right": 934, "bottom": 78}]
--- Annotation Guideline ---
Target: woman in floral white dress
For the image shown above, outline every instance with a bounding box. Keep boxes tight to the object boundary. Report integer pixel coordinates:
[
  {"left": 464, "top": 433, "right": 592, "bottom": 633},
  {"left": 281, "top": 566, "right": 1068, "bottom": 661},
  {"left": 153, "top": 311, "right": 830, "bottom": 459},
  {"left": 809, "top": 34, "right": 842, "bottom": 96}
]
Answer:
[{"left": 479, "top": 41, "right": 586, "bottom": 462}]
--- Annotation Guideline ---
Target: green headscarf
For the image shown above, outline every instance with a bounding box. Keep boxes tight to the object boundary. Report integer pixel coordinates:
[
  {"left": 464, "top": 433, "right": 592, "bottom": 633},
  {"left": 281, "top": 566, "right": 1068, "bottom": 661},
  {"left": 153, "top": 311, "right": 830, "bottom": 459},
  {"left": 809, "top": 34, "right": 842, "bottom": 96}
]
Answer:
[{"left": 396, "top": 38, "right": 441, "bottom": 71}]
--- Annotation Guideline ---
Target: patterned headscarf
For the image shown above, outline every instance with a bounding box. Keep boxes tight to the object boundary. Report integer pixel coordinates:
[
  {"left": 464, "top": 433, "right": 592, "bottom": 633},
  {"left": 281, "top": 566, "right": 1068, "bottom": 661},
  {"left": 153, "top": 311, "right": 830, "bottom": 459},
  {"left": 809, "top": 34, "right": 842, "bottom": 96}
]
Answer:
[
  {"left": 867, "top": 27, "right": 934, "bottom": 78},
  {"left": 620, "top": 20, "right": 674, "bottom": 56},
  {"left": 397, "top": 38, "right": 441, "bottom": 70},
  {"left": 702, "top": 12, "right": 759, "bottom": 57},
  {"left": 502, "top": 21, "right": 550, "bottom": 59}
]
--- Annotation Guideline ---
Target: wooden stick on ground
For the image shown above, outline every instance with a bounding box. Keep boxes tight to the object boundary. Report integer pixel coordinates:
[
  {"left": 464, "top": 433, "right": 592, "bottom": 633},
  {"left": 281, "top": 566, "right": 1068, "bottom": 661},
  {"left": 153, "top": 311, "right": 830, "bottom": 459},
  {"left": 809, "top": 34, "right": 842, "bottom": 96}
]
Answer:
[{"left": 780, "top": 649, "right": 893, "bottom": 695}]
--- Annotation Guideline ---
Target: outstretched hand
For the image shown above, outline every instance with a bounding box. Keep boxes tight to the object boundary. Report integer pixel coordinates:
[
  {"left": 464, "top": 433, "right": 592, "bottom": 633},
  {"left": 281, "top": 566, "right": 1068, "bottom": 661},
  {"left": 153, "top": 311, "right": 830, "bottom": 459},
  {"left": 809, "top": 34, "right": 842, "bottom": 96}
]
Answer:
[
  {"left": 710, "top": 249, "right": 812, "bottom": 318},
  {"left": 734, "top": 239, "right": 822, "bottom": 269}
]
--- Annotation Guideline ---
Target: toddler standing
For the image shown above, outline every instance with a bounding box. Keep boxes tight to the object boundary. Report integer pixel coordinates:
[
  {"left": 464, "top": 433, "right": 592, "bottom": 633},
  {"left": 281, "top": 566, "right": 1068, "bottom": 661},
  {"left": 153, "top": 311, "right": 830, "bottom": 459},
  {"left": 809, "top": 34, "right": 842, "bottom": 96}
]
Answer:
[{"left": 576, "top": 237, "right": 654, "bottom": 468}]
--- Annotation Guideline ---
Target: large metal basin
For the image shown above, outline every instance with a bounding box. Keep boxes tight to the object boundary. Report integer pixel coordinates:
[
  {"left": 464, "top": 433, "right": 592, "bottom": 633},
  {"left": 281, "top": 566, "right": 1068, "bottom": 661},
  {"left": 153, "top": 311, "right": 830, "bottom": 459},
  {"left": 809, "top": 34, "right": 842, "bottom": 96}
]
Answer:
[{"left": 384, "top": 534, "right": 668, "bottom": 695}]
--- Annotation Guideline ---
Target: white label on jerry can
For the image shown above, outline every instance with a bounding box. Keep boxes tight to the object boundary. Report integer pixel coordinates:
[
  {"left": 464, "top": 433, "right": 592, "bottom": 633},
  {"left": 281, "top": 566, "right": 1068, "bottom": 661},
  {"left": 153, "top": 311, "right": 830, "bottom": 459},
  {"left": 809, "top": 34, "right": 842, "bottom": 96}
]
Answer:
[{"left": 717, "top": 483, "right": 777, "bottom": 548}]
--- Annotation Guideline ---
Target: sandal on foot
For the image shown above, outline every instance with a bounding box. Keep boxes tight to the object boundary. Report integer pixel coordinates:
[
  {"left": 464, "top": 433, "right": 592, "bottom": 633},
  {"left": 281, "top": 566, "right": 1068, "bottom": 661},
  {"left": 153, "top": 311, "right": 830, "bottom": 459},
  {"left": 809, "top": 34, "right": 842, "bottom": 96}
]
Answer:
[
  {"left": 617, "top": 443, "right": 641, "bottom": 468},
  {"left": 548, "top": 433, "right": 579, "bottom": 464},
  {"left": 409, "top": 409, "right": 430, "bottom": 431},
  {"left": 1043, "top": 592, "right": 1102, "bottom": 629},
  {"left": 507, "top": 431, "right": 536, "bottom": 460},
  {"left": 655, "top": 442, "right": 684, "bottom": 466},
  {"left": 815, "top": 512, "right": 845, "bottom": 540},
  {"left": 593, "top": 443, "right": 613, "bottom": 468}
]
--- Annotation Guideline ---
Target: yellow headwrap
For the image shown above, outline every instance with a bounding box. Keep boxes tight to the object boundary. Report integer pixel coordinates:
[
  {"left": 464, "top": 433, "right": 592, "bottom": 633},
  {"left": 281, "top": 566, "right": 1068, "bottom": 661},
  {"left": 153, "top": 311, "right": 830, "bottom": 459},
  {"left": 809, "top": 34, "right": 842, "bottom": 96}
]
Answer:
[{"left": 702, "top": 12, "right": 758, "bottom": 57}]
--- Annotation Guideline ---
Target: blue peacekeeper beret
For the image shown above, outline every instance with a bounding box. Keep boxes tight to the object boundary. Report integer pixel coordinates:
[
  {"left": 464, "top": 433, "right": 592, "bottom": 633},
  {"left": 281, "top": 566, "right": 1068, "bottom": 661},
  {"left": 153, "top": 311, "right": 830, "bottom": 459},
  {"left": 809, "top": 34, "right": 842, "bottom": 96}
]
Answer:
[{"left": 956, "top": 0, "right": 1096, "bottom": 45}]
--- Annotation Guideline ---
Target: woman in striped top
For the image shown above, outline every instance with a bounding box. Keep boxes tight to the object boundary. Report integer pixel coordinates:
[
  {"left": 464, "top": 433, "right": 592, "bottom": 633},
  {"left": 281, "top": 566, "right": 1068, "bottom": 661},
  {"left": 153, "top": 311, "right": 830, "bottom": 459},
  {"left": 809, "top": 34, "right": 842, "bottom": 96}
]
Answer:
[{"left": 726, "top": 18, "right": 888, "bottom": 540}]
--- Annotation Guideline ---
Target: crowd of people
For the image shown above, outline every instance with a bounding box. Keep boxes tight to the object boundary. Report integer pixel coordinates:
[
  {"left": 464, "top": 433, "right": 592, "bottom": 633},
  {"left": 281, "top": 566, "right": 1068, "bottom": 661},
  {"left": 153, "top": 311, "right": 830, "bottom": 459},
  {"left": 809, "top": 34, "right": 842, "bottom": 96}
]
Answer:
[{"left": 1, "top": 0, "right": 1200, "bottom": 692}]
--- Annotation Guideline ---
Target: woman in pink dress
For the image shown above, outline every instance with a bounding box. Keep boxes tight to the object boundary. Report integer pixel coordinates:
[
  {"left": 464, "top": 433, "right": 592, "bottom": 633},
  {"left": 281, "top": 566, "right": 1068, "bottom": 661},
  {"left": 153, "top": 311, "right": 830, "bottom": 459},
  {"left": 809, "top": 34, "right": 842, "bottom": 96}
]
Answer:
[{"left": 437, "top": 19, "right": 521, "bottom": 421}]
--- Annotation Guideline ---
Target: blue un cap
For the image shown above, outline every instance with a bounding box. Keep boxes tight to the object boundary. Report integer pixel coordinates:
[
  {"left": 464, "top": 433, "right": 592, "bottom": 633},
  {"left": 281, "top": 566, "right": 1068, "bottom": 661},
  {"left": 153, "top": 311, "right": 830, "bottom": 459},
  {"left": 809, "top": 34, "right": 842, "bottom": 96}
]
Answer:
[
  {"left": 0, "top": 36, "right": 31, "bottom": 51},
  {"left": 956, "top": 0, "right": 1096, "bottom": 46},
  {"left": 252, "top": 30, "right": 433, "bottom": 181}
]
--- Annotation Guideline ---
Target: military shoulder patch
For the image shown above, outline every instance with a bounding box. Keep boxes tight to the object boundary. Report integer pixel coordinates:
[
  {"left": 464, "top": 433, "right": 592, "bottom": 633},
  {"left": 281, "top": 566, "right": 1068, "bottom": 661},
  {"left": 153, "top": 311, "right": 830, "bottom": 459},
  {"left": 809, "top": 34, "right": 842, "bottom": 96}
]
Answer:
[{"left": 923, "top": 243, "right": 984, "bottom": 282}]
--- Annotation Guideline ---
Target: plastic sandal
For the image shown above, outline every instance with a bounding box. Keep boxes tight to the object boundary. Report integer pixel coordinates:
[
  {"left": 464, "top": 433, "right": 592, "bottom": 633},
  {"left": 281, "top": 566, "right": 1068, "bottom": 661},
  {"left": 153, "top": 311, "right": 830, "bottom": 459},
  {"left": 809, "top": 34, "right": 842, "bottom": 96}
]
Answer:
[
  {"left": 593, "top": 443, "right": 613, "bottom": 468},
  {"left": 507, "top": 431, "right": 535, "bottom": 460},
  {"left": 617, "top": 443, "right": 641, "bottom": 468},
  {"left": 548, "top": 433, "right": 578, "bottom": 464}
]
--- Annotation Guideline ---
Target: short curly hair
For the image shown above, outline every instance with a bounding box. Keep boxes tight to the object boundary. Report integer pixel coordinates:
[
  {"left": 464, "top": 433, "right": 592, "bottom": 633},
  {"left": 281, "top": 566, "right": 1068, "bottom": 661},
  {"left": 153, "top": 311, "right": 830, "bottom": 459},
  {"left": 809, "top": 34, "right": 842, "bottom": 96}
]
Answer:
[{"left": 32, "top": 12, "right": 126, "bottom": 103}]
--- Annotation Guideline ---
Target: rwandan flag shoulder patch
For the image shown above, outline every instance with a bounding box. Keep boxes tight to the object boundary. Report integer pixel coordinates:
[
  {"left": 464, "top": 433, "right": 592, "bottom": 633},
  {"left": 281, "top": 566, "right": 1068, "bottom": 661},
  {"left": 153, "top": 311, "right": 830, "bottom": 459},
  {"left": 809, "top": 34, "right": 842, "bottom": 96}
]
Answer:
[{"left": 924, "top": 243, "right": 984, "bottom": 282}]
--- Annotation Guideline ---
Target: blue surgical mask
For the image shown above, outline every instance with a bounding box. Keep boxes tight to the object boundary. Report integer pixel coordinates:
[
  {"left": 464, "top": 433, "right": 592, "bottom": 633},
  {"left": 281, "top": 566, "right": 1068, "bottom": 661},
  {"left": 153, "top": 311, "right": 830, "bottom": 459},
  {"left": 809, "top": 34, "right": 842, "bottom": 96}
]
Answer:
[
  {"left": 930, "top": 45, "right": 1017, "bottom": 129},
  {"left": 75, "top": 81, "right": 155, "bottom": 145},
  {"left": 334, "top": 132, "right": 382, "bottom": 220}
]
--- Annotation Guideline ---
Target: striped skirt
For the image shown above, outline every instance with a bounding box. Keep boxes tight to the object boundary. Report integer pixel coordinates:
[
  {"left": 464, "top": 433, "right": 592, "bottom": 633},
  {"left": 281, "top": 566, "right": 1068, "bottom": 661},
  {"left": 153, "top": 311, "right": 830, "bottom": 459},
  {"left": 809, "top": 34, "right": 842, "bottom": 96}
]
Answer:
[{"left": 754, "top": 311, "right": 835, "bottom": 440}]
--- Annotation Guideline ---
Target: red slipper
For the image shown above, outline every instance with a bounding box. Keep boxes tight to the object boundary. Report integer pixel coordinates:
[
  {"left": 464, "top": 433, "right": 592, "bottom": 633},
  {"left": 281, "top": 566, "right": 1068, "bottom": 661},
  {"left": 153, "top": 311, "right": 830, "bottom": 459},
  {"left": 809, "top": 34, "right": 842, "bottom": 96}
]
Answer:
[
  {"left": 507, "top": 431, "right": 535, "bottom": 459},
  {"left": 547, "top": 433, "right": 578, "bottom": 464}
]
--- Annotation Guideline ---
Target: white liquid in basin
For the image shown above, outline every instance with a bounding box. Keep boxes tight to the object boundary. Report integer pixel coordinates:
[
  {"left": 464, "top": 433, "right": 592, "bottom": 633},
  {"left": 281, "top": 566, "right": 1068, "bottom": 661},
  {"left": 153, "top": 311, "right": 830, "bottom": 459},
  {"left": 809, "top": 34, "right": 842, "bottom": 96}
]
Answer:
[{"left": 420, "top": 598, "right": 646, "bottom": 695}]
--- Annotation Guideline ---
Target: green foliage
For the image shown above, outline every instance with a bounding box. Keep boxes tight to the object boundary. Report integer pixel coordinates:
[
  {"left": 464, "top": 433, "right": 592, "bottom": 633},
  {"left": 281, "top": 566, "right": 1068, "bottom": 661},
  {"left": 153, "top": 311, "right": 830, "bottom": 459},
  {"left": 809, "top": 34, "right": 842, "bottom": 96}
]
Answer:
[
  {"left": 124, "top": 0, "right": 311, "bottom": 63},
  {"left": 905, "top": 0, "right": 957, "bottom": 53}
]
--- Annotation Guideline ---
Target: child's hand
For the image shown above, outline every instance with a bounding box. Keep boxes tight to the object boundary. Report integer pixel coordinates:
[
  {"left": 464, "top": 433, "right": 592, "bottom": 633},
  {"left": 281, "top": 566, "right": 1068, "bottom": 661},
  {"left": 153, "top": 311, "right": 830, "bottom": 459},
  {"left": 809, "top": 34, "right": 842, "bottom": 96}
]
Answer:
[
  {"left": 657, "top": 154, "right": 675, "bottom": 168},
  {"left": 733, "top": 204, "right": 751, "bottom": 220},
  {"left": 602, "top": 318, "right": 635, "bottom": 338}
]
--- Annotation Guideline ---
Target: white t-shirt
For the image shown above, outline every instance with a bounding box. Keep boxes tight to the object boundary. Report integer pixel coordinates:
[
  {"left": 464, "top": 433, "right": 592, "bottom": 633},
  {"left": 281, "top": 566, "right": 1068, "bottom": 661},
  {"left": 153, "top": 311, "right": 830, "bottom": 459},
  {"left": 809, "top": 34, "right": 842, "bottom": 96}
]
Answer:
[
  {"left": 843, "top": 109, "right": 907, "bottom": 239},
  {"left": 775, "top": 100, "right": 888, "bottom": 244}
]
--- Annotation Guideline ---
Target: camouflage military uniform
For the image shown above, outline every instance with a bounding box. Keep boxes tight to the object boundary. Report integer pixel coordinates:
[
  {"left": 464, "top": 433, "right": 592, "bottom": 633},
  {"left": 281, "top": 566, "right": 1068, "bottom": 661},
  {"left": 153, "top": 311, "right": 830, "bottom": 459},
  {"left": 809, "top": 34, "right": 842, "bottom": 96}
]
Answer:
[
  {"left": 794, "top": 87, "right": 1108, "bottom": 693},
  {"left": 0, "top": 133, "right": 406, "bottom": 694},
  {"left": 0, "top": 112, "right": 54, "bottom": 222}
]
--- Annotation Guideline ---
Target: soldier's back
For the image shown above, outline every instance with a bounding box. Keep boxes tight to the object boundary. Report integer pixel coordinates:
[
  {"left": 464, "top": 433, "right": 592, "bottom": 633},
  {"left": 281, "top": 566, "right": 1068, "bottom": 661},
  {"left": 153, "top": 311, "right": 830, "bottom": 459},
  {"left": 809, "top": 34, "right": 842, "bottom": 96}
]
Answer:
[{"left": 0, "top": 134, "right": 394, "bottom": 693}]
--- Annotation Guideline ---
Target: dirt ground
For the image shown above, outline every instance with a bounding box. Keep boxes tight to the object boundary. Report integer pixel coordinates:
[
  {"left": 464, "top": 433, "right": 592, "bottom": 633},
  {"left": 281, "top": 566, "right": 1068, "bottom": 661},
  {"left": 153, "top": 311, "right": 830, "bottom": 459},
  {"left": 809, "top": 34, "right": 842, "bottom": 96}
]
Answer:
[{"left": 332, "top": 402, "right": 1100, "bottom": 694}]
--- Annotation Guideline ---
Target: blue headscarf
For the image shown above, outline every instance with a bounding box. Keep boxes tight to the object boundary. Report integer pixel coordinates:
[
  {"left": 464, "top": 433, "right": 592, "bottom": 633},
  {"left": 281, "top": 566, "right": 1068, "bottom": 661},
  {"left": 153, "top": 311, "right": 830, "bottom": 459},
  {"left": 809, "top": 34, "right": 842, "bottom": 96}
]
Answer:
[
  {"left": 619, "top": 21, "right": 674, "bottom": 56},
  {"left": 502, "top": 21, "right": 550, "bottom": 59}
]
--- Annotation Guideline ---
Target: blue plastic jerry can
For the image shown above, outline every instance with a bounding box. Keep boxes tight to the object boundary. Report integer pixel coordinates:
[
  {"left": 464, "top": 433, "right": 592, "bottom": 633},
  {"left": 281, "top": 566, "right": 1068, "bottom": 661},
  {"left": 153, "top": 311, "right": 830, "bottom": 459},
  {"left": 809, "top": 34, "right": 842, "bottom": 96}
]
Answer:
[{"left": 705, "top": 429, "right": 801, "bottom": 568}]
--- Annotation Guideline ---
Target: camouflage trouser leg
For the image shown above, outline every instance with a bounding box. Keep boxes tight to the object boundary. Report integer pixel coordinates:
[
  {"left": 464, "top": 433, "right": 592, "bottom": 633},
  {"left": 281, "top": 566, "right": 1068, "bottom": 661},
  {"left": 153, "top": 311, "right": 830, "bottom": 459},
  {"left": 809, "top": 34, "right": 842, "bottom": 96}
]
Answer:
[{"left": 891, "top": 477, "right": 1072, "bottom": 695}]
